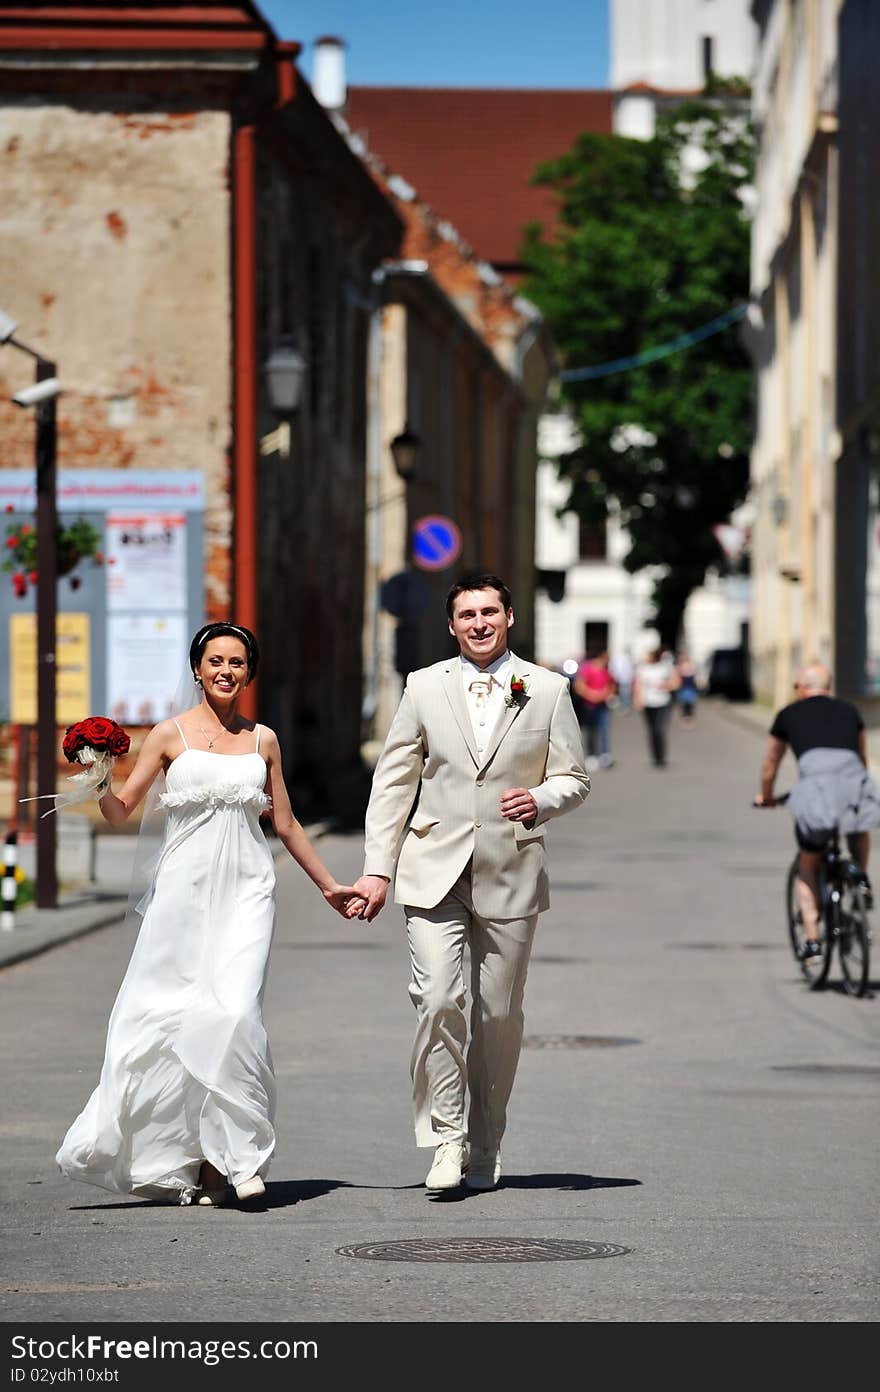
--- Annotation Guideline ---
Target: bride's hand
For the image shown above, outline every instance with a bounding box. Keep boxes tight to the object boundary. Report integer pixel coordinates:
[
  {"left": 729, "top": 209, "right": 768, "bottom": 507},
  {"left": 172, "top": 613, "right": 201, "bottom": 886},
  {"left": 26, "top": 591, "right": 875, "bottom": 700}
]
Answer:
[{"left": 323, "top": 884, "right": 367, "bottom": 919}]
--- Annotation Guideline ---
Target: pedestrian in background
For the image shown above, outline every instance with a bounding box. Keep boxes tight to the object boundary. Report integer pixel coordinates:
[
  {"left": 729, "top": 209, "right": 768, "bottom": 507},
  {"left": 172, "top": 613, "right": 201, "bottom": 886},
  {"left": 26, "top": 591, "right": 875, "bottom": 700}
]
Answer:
[
  {"left": 676, "top": 651, "right": 699, "bottom": 726},
  {"left": 633, "top": 644, "right": 680, "bottom": 768},
  {"left": 609, "top": 648, "right": 634, "bottom": 710},
  {"left": 573, "top": 649, "right": 616, "bottom": 771}
]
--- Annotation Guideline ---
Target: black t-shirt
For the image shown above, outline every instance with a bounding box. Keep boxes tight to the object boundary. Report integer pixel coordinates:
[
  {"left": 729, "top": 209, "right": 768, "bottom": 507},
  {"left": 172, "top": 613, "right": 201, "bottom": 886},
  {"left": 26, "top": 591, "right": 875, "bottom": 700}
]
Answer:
[{"left": 770, "top": 695, "right": 864, "bottom": 759}]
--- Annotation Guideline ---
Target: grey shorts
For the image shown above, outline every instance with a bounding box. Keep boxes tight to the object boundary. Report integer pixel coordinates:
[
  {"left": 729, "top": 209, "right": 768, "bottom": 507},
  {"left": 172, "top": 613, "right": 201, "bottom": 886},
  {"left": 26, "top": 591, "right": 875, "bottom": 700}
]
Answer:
[{"left": 794, "top": 825, "right": 833, "bottom": 853}]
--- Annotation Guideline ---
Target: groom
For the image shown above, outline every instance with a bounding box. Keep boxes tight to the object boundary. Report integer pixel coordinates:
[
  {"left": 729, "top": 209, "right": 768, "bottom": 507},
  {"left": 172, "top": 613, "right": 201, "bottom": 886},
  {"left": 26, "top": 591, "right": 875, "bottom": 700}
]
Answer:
[{"left": 355, "top": 572, "right": 589, "bottom": 1193}]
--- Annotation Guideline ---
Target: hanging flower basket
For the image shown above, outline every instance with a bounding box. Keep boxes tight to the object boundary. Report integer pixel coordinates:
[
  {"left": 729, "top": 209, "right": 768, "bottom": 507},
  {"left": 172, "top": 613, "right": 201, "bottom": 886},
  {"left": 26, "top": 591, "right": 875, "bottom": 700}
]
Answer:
[{"left": 3, "top": 509, "right": 104, "bottom": 597}]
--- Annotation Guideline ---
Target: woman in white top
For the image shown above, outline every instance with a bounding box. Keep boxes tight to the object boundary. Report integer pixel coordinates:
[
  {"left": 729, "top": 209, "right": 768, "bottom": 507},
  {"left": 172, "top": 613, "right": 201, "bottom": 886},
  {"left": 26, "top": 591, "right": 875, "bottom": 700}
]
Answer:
[{"left": 633, "top": 646, "right": 681, "bottom": 767}]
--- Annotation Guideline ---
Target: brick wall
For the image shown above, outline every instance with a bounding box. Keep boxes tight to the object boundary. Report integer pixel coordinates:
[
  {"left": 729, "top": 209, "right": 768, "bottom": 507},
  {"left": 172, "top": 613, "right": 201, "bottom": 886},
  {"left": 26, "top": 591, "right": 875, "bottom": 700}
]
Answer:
[{"left": 0, "top": 103, "right": 233, "bottom": 612}]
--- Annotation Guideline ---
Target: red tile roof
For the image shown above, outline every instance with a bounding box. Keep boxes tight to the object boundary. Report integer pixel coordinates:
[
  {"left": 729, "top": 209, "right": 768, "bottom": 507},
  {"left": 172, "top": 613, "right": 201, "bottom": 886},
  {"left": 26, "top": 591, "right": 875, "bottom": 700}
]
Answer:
[
  {"left": 0, "top": 3, "right": 275, "bottom": 50},
  {"left": 346, "top": 86, "right": 613, "bottom": 271}
]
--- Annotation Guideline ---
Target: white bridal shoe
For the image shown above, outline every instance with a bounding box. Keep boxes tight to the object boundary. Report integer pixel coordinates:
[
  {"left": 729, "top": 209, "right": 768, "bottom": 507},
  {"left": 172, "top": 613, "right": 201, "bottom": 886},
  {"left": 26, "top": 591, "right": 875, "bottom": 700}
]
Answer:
[{"left": 425, "top": 1141, "right": 468, "bottom": 1192}]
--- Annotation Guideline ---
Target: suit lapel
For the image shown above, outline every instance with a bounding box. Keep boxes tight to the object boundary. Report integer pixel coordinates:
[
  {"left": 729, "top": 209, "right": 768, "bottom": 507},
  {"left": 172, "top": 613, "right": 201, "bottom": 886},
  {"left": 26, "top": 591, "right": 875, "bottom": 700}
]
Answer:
[
  {"left": 480, "top": 653, "right": 531, "bottom": 770},
  {"left": 441, "top": 662, "right": 479, "bottom": 767}
]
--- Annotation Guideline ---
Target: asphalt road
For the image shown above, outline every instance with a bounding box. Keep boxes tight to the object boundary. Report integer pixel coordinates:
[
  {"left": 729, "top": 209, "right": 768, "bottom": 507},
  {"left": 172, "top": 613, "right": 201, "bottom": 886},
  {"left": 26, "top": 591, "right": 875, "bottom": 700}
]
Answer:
[{"left": 1, "top": 701, "right": 878, "bottom": 1327}]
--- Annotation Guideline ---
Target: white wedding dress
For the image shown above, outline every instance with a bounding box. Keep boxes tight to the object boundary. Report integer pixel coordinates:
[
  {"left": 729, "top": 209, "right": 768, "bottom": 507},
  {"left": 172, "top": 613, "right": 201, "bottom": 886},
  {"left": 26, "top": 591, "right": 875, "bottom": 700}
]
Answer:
[{"left": 56, "top": 724, "right": 277, "bottom": 1203}]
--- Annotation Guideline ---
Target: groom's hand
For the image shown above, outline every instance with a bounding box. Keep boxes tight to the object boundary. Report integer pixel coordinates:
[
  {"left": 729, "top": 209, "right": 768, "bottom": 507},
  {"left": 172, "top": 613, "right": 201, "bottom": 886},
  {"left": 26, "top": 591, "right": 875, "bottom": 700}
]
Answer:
[
  {"left": 353, "top": 874, "right": 389, "bottom": 921},
  {"left": 501, "top": 788, "right": 538, "bottom": 826}
]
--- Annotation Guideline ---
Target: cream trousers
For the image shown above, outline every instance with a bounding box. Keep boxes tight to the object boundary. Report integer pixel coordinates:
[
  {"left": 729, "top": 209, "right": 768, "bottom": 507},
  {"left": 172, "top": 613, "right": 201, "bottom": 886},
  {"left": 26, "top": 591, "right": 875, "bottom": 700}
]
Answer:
[{"left": 405, "top": 866, "right": 537, "bottom": 1150}]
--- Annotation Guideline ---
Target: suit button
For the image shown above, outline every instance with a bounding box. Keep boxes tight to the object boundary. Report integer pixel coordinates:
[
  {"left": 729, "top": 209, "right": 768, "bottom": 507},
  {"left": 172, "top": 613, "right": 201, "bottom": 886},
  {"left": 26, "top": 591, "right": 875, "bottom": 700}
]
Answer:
[
  {"left": 475, "top": 819, "right": 482, "bottom": 828},
  {"left": 476, "top": 778, "right": 484, "bottom": 787}
]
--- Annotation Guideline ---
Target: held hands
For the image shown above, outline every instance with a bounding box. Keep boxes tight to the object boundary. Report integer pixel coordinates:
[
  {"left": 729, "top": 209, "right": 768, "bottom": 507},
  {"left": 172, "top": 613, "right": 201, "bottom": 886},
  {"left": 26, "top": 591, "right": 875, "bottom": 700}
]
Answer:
[
  {"left": 500, "top": 788, "right": 538, "bottom": 825},
  {"left": 322, "top": 883, "right": 368, "bottom": 919},
  {"left": 352, "top": 874, "right": 389, "bottom": 922}
]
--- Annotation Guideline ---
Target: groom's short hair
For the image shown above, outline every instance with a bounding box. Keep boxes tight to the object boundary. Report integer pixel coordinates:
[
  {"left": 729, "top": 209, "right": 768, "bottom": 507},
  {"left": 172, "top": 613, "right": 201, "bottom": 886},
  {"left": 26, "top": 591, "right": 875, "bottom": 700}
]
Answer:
[{"left": 446, "top": 572, "right": 512, "bottom": 620}]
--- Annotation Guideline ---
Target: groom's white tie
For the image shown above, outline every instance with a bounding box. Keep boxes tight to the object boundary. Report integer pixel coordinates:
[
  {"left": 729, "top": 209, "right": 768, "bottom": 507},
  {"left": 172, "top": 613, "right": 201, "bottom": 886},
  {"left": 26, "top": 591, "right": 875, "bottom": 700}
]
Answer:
[{"left": 468, "top": 676, "right": 493, "bottom": 710}]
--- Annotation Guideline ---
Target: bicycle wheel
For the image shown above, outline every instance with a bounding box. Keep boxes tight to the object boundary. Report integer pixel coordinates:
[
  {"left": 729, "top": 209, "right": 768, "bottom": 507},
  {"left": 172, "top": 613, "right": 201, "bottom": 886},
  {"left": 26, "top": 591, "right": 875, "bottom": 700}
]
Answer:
[
  {"left": 838, "top": 879, "right": 871, "bottom": 998},
  {"left": 786, "top": 857, "right": 832, "bottom": 988}
]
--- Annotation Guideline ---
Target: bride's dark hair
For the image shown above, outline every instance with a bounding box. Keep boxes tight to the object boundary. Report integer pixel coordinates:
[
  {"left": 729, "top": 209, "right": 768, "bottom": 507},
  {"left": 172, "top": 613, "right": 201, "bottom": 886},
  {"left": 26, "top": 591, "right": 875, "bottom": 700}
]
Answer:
[{"left": 189, "top": 622, "right": 260, "bottom": 683}]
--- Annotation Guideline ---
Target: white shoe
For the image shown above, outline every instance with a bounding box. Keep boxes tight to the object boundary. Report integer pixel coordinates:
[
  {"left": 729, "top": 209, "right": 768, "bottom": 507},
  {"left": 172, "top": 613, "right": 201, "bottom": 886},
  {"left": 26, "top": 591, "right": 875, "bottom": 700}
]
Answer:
[
  {"left": 425, "top": 1141, "right": 468, "bottom": 1191},
  {"left": 464, "top": 1148, "right": 502, "bottom": 1191},
  {"left": 235, "top": 1175, "right": 266, "bottom": 1201}
]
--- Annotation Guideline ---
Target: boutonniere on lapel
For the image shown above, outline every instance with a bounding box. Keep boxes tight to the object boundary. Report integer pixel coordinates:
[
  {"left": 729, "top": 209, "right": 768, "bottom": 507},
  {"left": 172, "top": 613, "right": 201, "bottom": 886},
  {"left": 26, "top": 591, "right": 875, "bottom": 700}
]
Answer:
[{"left": 505, "top": 674, "right": 529, "bottom": 708}]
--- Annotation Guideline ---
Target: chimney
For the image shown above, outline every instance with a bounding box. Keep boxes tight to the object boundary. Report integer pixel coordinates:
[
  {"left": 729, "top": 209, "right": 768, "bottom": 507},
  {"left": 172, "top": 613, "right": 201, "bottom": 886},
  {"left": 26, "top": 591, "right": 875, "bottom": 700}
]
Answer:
[{"left": 312, "top": 35, "right": 347, "bottom": 112}]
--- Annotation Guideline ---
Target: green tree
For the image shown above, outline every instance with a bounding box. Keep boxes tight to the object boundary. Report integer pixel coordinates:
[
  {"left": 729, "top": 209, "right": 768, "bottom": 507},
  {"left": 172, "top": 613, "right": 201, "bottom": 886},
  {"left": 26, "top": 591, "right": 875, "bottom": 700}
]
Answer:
[{"left": 522, "top": 97, "right": 754, "bottom": 646}]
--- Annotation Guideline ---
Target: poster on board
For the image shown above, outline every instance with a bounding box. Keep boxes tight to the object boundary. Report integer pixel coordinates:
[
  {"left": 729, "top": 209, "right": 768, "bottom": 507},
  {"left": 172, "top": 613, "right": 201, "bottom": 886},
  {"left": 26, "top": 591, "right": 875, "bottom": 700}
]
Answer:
[
  {"left": 105, "top": 514, "right": 187, "bottom": 612},
  {"left": 107, "top": 613, "right": 188, "bottom": 725},
  {"left": 9, "top": 613, "right": 90, "bottom": 724}
]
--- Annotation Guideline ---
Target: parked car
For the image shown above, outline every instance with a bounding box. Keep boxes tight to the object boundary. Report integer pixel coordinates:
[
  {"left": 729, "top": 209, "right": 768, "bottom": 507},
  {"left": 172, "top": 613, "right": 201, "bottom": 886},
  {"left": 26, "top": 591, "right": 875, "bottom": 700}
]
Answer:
[{"left": 705, "top": 647, "right": 752, "bottom": 701}]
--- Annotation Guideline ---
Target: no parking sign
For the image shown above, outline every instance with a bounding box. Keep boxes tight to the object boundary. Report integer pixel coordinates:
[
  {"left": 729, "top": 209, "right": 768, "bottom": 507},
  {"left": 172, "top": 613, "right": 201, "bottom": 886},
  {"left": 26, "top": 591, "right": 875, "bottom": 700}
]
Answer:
[{"left": 412, "top": 515, "right": 462, "bottom": 572}]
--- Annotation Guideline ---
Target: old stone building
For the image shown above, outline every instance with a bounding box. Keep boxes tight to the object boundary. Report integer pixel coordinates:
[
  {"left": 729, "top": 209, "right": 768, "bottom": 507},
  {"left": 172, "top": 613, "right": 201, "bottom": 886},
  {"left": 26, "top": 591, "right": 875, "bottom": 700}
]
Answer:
[
  {"left": 327, "top": 87, "right": 554, "bottom": 744},
  {"left": 0, "top": 2, "right": 400, "bottom": 809},
  {"left": 748, "top": 0, "right": 880, "bottom": 709}
]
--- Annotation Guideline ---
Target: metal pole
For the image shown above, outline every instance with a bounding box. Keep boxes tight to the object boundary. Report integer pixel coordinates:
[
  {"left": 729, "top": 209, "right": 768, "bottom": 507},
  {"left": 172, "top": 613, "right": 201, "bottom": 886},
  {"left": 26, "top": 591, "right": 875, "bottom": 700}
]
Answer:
[{"left": 35, "top": 357, "right": 57, "bottom": 909}]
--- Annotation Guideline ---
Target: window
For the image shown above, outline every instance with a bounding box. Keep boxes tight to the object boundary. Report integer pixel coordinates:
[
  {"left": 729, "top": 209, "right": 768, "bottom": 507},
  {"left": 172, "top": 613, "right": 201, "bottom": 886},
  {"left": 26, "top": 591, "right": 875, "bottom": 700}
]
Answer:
[
  {"left": 578, "top": 516, "right": 607, "bottom": 561},
  {"left": 702, "top": 35, "right": 714, "bottom": 80},
  {"left": 584, "top": 622, "right": 609, "bottom": 658}
]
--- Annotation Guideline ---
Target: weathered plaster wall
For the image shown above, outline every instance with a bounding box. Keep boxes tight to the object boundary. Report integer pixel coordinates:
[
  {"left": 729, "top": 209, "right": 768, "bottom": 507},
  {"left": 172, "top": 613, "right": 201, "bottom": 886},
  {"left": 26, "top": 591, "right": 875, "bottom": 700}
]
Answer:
[{"left": 0, "top": 103, "right": 232, "bottom": 611}]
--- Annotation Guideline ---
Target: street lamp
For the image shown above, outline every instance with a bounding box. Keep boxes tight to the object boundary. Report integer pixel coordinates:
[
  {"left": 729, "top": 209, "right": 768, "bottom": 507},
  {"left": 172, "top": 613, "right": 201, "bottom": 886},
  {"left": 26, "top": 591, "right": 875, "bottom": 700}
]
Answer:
[
  {"left": 264, "top": 341, "right": 306, "bottom": 414},
  {"left": 389, "top": 424, "right": 420, "bottom": 483},
  {"left": 1, "top": 308, "right": 60, "bottom": 908}
]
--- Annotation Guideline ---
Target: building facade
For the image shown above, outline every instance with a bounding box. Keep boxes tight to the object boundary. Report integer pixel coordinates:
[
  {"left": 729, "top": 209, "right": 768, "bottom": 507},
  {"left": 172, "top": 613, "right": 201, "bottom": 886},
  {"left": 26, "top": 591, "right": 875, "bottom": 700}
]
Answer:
[
  {"left": 746, "top": 0, "right": 875, "bottom": 707},
  {"left": 0, "top": 2, "right": 401, "bottom": 812}
]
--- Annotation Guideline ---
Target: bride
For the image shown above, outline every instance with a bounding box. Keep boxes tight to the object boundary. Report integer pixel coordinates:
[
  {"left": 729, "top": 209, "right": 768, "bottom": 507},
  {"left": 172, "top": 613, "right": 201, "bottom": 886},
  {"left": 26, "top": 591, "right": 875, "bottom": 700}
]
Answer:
[{"left": 56, "top": 621, "right": 363, "bottom": 1206}]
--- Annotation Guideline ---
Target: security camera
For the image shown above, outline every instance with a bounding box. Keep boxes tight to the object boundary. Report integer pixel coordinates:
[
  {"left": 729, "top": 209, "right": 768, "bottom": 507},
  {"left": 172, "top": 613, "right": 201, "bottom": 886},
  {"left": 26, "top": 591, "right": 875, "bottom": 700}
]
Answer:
[{"left": 12, "top": 377, "right": 62, "bottom": 407}]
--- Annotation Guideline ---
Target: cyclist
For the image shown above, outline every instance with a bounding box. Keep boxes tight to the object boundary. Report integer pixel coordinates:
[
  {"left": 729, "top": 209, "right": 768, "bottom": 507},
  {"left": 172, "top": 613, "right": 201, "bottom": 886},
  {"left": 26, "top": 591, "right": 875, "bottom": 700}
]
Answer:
[{"left": 754, "top": 662, "right": 880, "bottom": 958}]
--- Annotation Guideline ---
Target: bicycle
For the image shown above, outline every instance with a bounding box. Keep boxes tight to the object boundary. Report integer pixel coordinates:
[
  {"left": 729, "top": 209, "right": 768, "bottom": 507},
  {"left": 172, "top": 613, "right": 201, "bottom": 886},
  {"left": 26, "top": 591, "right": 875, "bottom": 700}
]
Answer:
[{"left": 761, "top": 794, "right": 872, "bottom": 997}]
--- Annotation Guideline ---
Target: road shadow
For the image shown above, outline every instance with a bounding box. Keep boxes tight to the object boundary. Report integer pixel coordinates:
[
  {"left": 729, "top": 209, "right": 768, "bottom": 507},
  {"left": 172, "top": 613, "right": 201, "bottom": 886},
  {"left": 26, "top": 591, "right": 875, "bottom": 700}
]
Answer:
[
  {"left": 69, "top": 1173, "right": 640, "bottom": 1213},
  {"left": 69, "top": 1178, "right": 354, "bottom": 1213},
  {"left": 818, "top": 980, "right": 878, "bottom": 1000},
  {"left": 427, "top": 1172, "right": 641, "bottom": 1204}
]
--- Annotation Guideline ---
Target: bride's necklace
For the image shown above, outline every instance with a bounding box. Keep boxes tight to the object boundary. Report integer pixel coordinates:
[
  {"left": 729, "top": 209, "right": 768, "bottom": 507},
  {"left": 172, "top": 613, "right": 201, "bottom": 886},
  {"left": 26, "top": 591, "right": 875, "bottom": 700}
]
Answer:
[{"left": 196, "top": 717, "right": 232, "bottom": 751}]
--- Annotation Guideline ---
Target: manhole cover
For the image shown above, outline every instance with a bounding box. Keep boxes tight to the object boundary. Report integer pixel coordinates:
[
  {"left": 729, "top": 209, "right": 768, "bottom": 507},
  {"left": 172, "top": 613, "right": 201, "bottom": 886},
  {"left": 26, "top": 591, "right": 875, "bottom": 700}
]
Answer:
[
  {"left": 770, "top": 1064, "right": 880, "bottom": 1077},
  {"left": 522, "top": 1034, "right": 640, "bottom": 1049},
  {"left": 337, "top": 1238, "right": 630, "bottom": 1263}
]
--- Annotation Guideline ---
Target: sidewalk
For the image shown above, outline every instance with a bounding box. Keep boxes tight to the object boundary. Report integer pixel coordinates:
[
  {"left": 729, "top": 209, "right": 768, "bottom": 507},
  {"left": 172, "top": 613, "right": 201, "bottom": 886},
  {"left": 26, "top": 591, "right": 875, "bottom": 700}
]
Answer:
[{"left": 706, "top": 695, "right": 880, "bottom": 769}]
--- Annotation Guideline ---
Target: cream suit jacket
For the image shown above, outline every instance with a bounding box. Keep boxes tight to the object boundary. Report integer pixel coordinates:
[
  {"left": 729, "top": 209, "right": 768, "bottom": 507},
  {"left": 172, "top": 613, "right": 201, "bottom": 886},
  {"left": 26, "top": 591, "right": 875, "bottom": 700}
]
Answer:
[{"left": 363, "top": 652, "right": 590, "bottom": 918}]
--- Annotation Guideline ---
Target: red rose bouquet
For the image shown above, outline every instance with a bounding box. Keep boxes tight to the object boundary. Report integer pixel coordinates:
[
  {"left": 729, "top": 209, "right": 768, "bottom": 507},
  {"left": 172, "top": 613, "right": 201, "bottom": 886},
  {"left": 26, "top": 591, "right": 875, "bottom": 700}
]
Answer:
[
  {"left": 25, "top": 716, "right": 131, "bottom": 818},
  {"left": 62, "top": 716, "right": 130, "bottom": 764}
]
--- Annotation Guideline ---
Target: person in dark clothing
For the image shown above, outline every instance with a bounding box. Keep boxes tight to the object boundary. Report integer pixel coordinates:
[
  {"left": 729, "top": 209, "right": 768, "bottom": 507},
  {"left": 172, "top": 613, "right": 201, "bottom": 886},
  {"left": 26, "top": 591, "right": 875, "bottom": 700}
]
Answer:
[{"left": 754, "top": 663, "right": 880, "bottom": 958}]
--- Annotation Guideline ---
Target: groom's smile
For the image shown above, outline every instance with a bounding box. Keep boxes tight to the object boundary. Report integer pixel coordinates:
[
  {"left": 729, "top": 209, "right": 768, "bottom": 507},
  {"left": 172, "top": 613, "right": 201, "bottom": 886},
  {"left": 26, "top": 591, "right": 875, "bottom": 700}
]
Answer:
[{"left": 448, "top": 586, "right": 514, "bottom": 668}]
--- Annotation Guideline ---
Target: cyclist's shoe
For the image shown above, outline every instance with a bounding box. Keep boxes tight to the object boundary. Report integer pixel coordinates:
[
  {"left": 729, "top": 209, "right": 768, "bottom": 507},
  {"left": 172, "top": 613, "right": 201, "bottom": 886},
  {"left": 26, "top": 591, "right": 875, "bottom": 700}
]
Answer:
[
  {"left": 798, "top": 939, "right": 823, "bottom": 961},
  {"left": 858, "top": 876, "right": 873, "bottom": 910}
]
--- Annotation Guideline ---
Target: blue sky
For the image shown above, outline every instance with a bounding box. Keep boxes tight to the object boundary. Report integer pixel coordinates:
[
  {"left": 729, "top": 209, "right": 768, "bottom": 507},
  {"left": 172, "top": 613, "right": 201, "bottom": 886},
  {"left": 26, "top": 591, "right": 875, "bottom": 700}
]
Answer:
[{"left": 258, "top": 0, "right": 609, "bottom": 88}]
